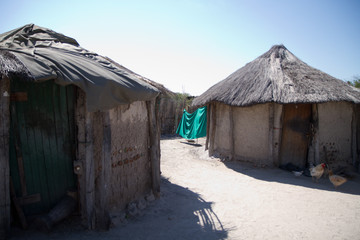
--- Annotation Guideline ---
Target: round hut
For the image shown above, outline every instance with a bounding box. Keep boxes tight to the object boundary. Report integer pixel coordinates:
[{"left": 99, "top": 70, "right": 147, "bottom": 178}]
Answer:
[
  {"left": 0, "top": 24, "right": 161, "bottom": 236},
  {"left": 193, "top": 45, "right": 360, "bottom": 171}
]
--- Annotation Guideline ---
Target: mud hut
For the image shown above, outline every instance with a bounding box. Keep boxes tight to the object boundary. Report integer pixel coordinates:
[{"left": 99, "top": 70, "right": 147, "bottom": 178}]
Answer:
[
  {"left": 193, "top": 45, "right": 360, "bottom": 171},
  {"left": 0, "top": 24, "right": 161, "bottom": 236}
]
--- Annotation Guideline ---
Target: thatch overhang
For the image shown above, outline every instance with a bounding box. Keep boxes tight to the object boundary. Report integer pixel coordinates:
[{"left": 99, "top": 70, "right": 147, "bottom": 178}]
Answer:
[
  {"left": 0, "top": 24, "right": 160, "bottom": 112},
  {"left": 192, "top": 45, "right": 360, "bottom": 107}
]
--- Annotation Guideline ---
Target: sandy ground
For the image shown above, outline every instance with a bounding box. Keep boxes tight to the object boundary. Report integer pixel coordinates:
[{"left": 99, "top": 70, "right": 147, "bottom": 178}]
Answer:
[{"left": 9, "top": 136, "right": 360, "bottom": 240}]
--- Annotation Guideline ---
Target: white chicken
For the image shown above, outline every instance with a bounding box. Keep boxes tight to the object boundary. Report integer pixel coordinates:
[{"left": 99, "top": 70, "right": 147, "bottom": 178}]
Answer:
[{"left": 309, "top": 163, "right": 326, "bottom": 182}]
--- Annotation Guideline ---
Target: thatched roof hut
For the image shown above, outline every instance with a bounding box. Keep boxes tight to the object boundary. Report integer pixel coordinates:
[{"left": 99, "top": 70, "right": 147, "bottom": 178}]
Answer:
[
  {"left": 193, "top": 45, "right": 360, "bottom": 172},
  {"left": 193, "top": 45, "right": 360, "bottom": 107},
  {"left": 0, "top": 24, "right": 161, "bottom": 236}
]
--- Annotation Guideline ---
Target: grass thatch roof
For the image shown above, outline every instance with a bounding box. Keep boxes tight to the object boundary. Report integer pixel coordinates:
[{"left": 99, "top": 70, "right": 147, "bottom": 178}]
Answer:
[{"left": 192, "top": 45, "right": 360, "bottom": 107}]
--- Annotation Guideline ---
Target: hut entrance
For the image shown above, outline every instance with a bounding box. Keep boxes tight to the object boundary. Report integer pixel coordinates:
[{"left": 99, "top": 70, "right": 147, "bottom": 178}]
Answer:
[
  {"left": 9, "top": 79, "right": 77, "bottom": 217},
  {"left": 280, "top": 104, "right": 312, "bottom": 169}
]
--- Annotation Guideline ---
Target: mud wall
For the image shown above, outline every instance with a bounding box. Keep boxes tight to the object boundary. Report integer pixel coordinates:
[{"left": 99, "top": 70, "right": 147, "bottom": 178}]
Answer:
[
  {"left": 107, "top": 101, "right": 151, "bottom": 210},
  {"left": 318, "top": 102, "right": 353, "bottom": 167},
  {"left": 213, "top": 103, "right": 231, "bottom": 156},
  {"left": 233, "top": 103, "right": 270, "bottom": 164}
]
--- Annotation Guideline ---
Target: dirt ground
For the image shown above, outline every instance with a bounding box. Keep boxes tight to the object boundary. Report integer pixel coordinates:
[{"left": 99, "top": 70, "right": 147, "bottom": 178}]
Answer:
[{"left": 9, "top": 136, "right": 360, "bottom": 240}]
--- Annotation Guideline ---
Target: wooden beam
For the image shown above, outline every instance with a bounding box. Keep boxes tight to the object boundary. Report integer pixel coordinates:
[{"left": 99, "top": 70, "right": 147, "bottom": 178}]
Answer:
[
  {"left": 147, "top": 99, "right": 161, "bottom": 198},
  {"left": 75, "top": 89, "right": 95, "bottom": 230},
  {"left": 96, "top": 111, "right": 111, "bottom": 230},
  {"left": 85, "top": 111, "right": 95, "bottom": 229},
  {"left": 0, "top": 76, "right": 11, "bottom": 238}
]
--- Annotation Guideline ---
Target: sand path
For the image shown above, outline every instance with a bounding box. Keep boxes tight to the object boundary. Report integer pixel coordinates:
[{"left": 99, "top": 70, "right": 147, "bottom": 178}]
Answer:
[{"left": 10, "top": 136, "right": 360, "bottom": 240}]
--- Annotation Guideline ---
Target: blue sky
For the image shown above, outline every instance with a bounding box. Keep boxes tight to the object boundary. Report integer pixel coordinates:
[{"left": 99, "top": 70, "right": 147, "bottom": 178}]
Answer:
[{"left": 1, "top": 0, "right": 359, "bottom": 95}]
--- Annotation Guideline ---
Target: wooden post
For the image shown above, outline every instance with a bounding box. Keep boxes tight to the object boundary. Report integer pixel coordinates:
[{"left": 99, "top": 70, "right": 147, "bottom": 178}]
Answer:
[
  {"left": 273, "top": 104, "right": 283, "bottom": 167},
  {"left": 229, "top": 106, "right": 235, "bottom": 161},
  {"left": 312, "top": 104, "right": 320, "bottom": 164},
  {"left": 351, "top": 104, "right": 358, "bottom": 168},
  {"left": 268, "top": 103, "right": 274, "bottom": 166},
  {"left": 209, "top": 102, "right": 216, "bottom": 156},
  {"left": 0, "top": 76, "right": 11, "bottom": 238},
  {"left": 96, "top": 111, "right": 111, "bottom": 230},
  {"left": 147, "top": 99, "right": 161, "bottom": 198},
  {"left": 205, "top": 104, "right": 210, "bottom": 151},
  {"left": 75, "top": 89, "right": 95, "bottom": 230}
]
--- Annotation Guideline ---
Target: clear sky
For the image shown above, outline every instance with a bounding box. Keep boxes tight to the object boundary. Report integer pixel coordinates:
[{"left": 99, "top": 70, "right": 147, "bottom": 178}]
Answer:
[{"left": 1, "top": 0, "right": 359, "bottom": 96}]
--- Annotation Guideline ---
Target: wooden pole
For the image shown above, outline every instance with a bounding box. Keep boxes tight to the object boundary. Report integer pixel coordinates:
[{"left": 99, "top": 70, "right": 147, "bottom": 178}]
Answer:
[
  {"left": 351, "top": 104, "right": 358, "bottom": 168},
  {"left": 229, "top": 106, "right": 235, "bottom": 161},
  {"left": 209, "top": 102, "right": 216, "bottom": 156},
  {"left": 0, "top": 76, "right": 11, "bottom": 238},
  {"left": 147, "top": 99, "right": 161, "bottom": 198},
  {"left": 205, "top": 104, "right": 210, "bottom": 151},
  {"left": 312, "top": 104, "right": 320, "bottom": 164},
  {"left": 96, "top": 111, "right": 111, "bottom": 230},
  {"left": 75, "top": 89, "right": 95, "bottom": 230},
  {"left": 268, "top": 103, "right": 274, "bottom": 166},
  {"left": 273, "top": 104, "right": 283, "bottom": 167}
]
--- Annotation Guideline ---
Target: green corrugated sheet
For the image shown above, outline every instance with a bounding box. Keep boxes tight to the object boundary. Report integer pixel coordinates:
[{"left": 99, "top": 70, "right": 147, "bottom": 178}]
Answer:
[{"left": 10, "top": 79, "right": 76, "bottom": 215}]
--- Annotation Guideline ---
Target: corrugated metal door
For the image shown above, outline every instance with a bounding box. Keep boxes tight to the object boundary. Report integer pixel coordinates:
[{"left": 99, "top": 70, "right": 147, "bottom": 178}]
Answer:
[
  {"left": 280, "top": 104, "right": 312, "bottom": 169},
  {"left": 9, "top": 79, "right": 76, "bottom": 216}
]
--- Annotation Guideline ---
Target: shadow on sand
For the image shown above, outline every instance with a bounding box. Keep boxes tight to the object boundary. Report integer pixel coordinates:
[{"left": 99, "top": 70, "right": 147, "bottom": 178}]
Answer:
[
  {"left": 223, "top": 160, "right": 360, "bottom": 196},
  {"left": 9, "top": 178, "right": 228, "bottom": 240}
]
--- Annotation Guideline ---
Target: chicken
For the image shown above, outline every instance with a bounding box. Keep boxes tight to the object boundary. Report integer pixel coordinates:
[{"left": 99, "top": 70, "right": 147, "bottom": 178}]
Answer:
[
  {"left": 309, "top": 163, "right": 326, "bottom": 182},
  {"left": 328, "top": 170, "right": 347, "bottom": 188}
]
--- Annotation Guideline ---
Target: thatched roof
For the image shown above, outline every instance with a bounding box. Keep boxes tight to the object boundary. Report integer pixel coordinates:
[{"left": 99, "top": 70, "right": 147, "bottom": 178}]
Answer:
[
  {"left": 192, "top": 45, "right": 360, "bottom": 107},
  {"left": 0, "top": 24, "right": 159, "bottom": 112}
]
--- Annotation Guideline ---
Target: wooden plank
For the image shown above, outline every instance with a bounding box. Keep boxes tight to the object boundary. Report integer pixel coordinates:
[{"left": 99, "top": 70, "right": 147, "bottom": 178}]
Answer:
[
  {"left": 10, "top": 103, "right": 27, "bottom": 197},
  {"left": 17, "top": 193, "right": 41, "bottom": 206},
  {"left": 27, "top": 81, "right": 51, "bottom": 213},
  {"left": 10, "top": 92, "right": 27, "bottom": 102},
  {"left": 280, "top": 104, "right": 312, "bottom": 168},
  {"left": 9, "top": 179, "right": 27, "bottom": 229},
  {"left": 0, "top": 76, "right": 11, "bottom": 236},
  {"left": 58, "top": 85, "right": 76, "bottom": 193}
]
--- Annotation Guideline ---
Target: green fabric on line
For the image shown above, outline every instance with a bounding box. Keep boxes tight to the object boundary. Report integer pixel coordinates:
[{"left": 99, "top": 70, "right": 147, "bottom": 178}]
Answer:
[{"left": 176, "top": 106, "right": 207, "bottom": 139}]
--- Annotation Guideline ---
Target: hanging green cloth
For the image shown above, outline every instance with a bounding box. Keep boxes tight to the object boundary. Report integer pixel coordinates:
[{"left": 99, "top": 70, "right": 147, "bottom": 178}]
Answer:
[{"left": 176, "top": 106, "right": 207, "bottom": 139}]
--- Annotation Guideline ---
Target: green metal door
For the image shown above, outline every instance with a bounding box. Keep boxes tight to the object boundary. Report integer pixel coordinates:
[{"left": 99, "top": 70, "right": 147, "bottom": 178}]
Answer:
[{"left": 9, "top": 79, "right": 76, "bottom": 216}]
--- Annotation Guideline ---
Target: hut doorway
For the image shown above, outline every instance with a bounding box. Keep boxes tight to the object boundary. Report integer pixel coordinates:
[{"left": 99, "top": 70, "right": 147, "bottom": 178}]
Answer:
[
  {"left": 9, "top": 79, "right": 77, "bottom": 216},
  {"left": 280, "top": 104, "right": 312, "bottom": 169}
]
